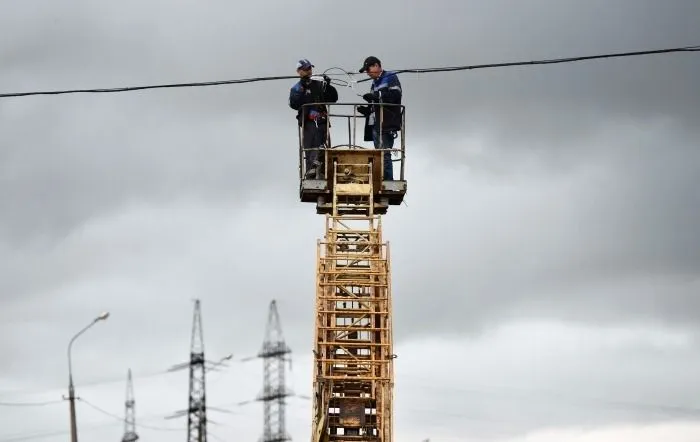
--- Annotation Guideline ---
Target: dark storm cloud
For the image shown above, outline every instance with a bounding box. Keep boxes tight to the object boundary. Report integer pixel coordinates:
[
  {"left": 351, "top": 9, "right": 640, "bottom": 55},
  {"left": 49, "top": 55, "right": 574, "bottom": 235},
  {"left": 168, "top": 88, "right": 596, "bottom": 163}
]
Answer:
[
  {"left": 387, "top": 0, "right": 700, "bottom": 127},
  {"left": 0, "top": 0, "right": 322, "bottom": 241},
  {"left": 1, "top": 1, "right": 699, "bottom": 439},
  {"left": 0, "top": 95, "right": 297, "bottom": 243},
  {"left": 0, "top": 0, "right": 696, "bottom": 330},
  {"left": 2, "top": 0, "right": 697, "bottom": 243}
]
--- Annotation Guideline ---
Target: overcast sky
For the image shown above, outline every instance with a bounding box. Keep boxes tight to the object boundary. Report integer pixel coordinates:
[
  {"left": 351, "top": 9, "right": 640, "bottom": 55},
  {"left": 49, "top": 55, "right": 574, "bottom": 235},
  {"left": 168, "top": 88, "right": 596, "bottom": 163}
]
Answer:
[{"left": 1, "top": 0, "right": 699, "bottom": 441}]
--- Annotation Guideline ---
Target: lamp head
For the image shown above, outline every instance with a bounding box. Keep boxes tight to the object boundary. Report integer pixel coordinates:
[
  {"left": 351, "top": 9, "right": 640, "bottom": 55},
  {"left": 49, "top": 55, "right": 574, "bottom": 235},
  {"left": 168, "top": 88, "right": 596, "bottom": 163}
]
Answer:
[{"left": 96, "top": 312, "right": 110, "bottom": 321}]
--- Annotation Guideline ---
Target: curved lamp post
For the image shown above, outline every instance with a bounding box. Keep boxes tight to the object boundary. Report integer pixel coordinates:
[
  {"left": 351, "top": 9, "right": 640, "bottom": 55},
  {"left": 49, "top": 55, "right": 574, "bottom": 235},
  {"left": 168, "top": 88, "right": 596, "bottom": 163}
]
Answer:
[{"left": 67, "top": 312, "right": 110, "bottom": 442}]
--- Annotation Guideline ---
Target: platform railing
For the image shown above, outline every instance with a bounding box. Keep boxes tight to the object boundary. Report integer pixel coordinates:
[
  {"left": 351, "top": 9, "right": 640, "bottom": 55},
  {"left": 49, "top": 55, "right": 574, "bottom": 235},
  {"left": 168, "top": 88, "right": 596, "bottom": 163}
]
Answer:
[{"left": 297, "top": 102, "right": 406, "bottom": 182}]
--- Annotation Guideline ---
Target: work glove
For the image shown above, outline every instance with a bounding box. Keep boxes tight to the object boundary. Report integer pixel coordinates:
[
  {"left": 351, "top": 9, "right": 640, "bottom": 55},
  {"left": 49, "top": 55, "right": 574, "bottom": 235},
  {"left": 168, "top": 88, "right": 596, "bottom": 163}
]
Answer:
[
  {"left": 362, "top": 92, "right": 377, "bottom": 102},
  {"left": 323, "top": 74, "right": 331, "bottom": 85},
  {"left": 357, "top": 105, "right": 371, "bottom": 116}
]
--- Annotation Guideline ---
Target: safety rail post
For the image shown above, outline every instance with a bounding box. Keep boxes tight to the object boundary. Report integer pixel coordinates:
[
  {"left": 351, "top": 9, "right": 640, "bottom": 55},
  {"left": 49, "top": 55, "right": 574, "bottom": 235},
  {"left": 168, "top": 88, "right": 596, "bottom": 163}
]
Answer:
[{"left": 298, "top": 123, "right": 303, "bottom": 182}]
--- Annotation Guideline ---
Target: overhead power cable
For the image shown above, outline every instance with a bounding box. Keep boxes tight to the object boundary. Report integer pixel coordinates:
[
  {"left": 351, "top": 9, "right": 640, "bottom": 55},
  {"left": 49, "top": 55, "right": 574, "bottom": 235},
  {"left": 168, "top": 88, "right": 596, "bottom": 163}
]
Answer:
[
  {"left": 0, "top": 401, "right": 186, "bottom": 442},
  {"left": 0, "top": 354, "right": 236, "bottom": 401},
  {"left": 360, "top": 44, "right": 700, "bottom": 80},
  {"left": 1, "top": 385, "right": 699, "bottom": 441},
  {"left": 78, "top": 397, "right": 182, "bottom": 432},
  {"left": 0, "top": 44, "right": 697, "bottom": 98}
]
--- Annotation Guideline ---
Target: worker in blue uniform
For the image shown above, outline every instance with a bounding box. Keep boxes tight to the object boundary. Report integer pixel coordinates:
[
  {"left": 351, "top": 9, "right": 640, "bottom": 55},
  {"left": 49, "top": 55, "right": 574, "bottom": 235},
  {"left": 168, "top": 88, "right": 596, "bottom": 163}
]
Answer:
[
  {"left": 357, "top": 56, "right": 402, "bottom": 181},
  {"left": 289, "top": 59, "right": 339, "bottom": 179}
]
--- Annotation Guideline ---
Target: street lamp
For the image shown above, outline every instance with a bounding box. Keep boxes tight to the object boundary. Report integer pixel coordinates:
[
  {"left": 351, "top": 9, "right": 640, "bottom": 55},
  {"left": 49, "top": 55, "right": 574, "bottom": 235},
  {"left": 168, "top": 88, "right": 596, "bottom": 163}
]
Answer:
[{"left": 67, "top": 312, "right": 110, "bottom": 442}]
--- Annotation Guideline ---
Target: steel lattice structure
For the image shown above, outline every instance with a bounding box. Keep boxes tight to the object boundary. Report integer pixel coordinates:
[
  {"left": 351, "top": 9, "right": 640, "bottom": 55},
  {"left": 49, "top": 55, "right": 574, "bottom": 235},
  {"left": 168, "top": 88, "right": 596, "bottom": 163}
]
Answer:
[
  {"left": 187, "top": 299, "right": 207, "bottom": 442},
  {"left": 121, "top": 369, "right": 139, "bottom": 442},
  {"left": 257, "top": 300, "right": 292, "bottom": 442},
  {"left": 297, "top": 101, "right": 406, "bottom": 442},
  {"left": 310, "top": 151, "right": 396, "bottom": 442}
]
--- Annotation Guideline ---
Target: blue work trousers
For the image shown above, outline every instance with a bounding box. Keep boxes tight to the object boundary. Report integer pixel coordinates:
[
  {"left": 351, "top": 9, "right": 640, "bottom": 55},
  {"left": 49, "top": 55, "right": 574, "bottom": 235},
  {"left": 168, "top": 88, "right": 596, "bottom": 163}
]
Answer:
[{"left": 372, "top": 128, "right": 395, "bottom": 181}]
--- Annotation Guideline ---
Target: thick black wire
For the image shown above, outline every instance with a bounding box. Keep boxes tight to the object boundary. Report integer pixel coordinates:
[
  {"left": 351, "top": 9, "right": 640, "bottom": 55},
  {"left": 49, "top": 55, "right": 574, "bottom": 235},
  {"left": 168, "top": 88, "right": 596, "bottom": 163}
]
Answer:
[
  {"left": 0, "top": 45, "right": 697, "bottom": 98},
  {"left": 357, "top": 45, "right": 700, "bottom": 81}
]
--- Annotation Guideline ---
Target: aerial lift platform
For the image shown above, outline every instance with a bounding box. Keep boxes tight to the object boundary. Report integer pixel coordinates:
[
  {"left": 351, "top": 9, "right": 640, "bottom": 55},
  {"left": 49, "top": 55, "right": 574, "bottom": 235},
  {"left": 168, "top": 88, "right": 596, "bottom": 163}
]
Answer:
[
  {"left": 298, "top": 103, "right": 407, "bottom": 215},
  {"left": 299, "top": 103, "right": 405, "bottom": 442}
]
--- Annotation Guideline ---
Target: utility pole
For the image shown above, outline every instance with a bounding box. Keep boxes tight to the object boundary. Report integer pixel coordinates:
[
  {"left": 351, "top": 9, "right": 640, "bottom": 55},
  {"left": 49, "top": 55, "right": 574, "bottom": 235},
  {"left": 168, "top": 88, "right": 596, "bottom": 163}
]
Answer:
[
  {"left": 68, "top": 380, "right": 77, "bottom": 442},
  {"left": 68, "top": 382, "right": 77, "bottom": 442},
  {"left": 121, "top": 369, "right": 139, "bottom": 442},
  {"left": 257, "top": 299, "right": 292, "bottom": 442},
  {"left": 187, "top": 299, "right": 207, "bottom": 442}
]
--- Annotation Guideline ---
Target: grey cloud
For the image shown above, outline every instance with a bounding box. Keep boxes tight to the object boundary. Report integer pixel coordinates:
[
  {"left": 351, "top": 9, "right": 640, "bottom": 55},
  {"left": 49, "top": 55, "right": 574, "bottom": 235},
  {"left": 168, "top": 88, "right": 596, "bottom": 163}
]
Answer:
[
  {"left": 1, "top": 1, "right": 700, "bottom": 440},
  {"left": 0, "top": 201, "right": 318, "bottom": 384},
  {"left": 389, "top": 118, "right": 700, "bottom": 339},
  {"left": 393, "top": 324, "right": 700, "bottom": 439},
  {"left": 2, "top": 0, "right": 697, "bottom": 243},
  {"left": 349, "top": 1, "right": 700, "bottom": 156},
  {"left": 0, "top": 96, "right": 298, "bottom": 243}
]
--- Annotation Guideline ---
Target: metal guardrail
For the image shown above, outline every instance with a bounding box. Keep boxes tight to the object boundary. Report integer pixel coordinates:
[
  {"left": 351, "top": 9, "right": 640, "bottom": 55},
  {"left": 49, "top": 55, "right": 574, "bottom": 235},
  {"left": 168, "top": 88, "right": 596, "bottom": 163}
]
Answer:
[{"left": 297, "top": 102, "right": 406, "bottom": 181}]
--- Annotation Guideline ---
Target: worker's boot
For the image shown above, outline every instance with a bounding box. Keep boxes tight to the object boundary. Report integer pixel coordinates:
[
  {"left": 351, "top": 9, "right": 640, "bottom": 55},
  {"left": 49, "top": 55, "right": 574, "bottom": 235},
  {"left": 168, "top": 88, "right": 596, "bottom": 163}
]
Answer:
[
  {"left": 305, "top": 159, "right": 319, "bottom": 179},
  {"left": 310, "top": 159, "right": 322, "bottom": 180}
]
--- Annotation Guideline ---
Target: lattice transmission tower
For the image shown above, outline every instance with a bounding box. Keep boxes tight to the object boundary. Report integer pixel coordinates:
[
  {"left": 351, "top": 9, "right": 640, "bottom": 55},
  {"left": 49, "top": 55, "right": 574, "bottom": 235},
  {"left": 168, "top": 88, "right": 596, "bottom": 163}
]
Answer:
[
  {"left": 257, "top": 299, "right": 292, "bottom": 442},
  {"left": 164, "top": 300, "right": 232, "bottom": 439},
  {"left": 121, "top": 369, "right": 138, "bottom": 442},
  {"left": 186, "top": 299, "right": 207, "bottom": 442}
]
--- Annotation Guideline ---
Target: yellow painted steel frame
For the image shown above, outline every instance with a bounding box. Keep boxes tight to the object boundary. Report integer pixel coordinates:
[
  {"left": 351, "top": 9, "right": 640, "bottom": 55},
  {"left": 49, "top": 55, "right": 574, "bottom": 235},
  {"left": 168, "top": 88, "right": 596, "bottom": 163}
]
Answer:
[{"left": 311, "top": 154, "right": 394, "bottom": 442}]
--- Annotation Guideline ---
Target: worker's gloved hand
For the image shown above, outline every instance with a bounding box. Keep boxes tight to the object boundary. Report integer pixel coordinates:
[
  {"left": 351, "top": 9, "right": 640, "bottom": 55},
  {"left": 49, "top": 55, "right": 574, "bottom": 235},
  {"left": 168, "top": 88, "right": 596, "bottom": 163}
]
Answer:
[
  {"left": 357, "top": 105, "right": 371, "bottom": 116},
  {"left": 323, "top": 74, "right": 331, "bottom": 85},
  {"left": 362, "top": 92, "right": 377, "bottom": 102}
]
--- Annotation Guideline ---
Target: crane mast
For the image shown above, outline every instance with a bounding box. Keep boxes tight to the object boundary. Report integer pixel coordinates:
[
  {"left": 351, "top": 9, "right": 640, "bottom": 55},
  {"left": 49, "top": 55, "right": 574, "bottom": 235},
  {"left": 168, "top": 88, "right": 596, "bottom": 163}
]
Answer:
[{"left": 299, "top": 102, "right": 406, "bottom": 442}]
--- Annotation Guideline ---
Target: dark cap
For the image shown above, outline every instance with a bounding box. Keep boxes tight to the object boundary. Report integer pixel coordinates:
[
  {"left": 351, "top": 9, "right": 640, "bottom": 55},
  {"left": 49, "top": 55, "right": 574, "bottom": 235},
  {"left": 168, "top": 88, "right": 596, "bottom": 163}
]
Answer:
[
  {"left": 296, "top": 58, "right": 314, "bottom": 70},
  {"left": 359, "top": 56, "right": 381, "bottom": 73}
]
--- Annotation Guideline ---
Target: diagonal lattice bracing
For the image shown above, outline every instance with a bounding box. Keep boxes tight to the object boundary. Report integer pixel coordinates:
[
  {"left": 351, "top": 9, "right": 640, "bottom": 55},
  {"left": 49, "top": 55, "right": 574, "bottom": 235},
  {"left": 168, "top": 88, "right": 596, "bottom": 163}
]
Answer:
[{"left": 311, "top": 158, "right": 394, "bottom": 442}]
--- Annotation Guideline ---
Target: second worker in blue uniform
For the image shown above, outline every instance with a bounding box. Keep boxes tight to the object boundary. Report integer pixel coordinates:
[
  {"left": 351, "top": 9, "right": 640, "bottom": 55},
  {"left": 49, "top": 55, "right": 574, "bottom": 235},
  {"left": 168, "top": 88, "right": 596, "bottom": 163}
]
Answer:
[{"left": 357, "top": 56, "right": 403, "bottom": 181}]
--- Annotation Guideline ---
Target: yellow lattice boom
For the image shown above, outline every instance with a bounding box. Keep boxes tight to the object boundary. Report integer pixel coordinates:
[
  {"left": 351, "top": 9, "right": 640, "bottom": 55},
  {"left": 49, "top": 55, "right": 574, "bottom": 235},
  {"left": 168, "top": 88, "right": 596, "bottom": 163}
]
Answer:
[{"left": 299, "top": 103, "right": 406, "bottom": 442}]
